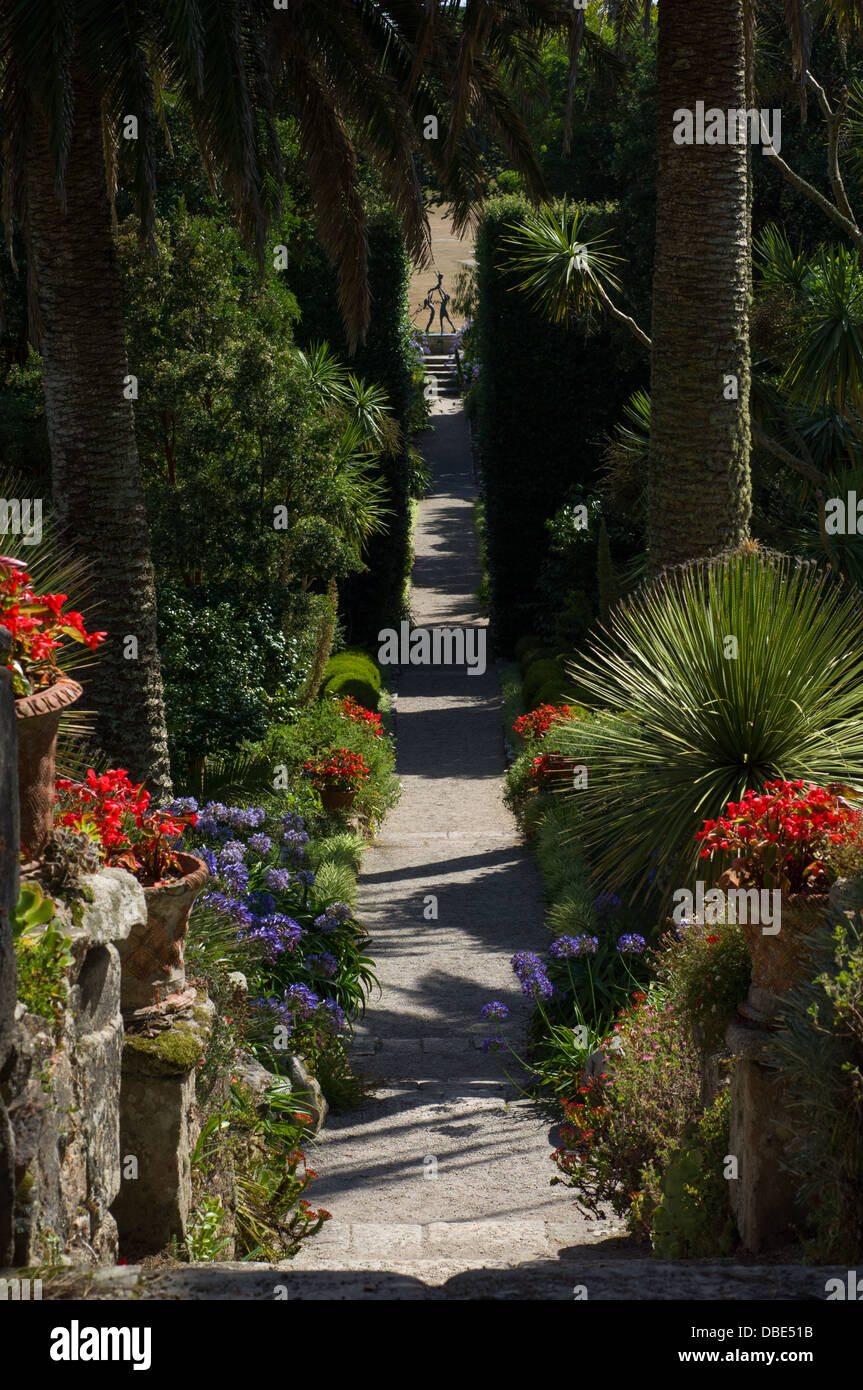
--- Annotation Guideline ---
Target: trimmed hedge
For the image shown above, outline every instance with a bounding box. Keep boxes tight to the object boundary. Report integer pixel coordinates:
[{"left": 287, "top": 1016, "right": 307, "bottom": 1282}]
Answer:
[
  {"left": 288, "top": 212, "right": 414, "bottom": 646},
  {"left": 523, "top": 656, "right": 569, "bottom": 711},
  {"left": 475, "top": 196, "right": 642, "bottom": 652},
  {"left": 321, "top": 648, "right": 382, "bottom": 711}
]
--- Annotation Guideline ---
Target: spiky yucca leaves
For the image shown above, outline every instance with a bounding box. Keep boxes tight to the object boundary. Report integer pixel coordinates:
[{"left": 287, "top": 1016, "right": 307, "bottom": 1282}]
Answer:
[{"left": 557, "top": 549, "right": 863, "bottom": 901}]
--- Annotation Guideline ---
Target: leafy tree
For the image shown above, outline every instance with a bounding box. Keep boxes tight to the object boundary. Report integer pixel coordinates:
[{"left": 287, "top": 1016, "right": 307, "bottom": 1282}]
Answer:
[{"left": 1, "top": 0, "right": 575, "bottom": 787}]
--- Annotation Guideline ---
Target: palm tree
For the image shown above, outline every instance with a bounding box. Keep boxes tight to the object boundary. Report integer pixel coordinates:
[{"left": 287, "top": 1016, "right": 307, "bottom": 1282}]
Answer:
[
  {"left": 505, "top": 2, "right": 753, "bottom": 572},
  {"left": 0, "top": 0, "right": 575, "bottom": 791},
  {"left": 648, "top": 0, "right": 752, "bottom": 568}
]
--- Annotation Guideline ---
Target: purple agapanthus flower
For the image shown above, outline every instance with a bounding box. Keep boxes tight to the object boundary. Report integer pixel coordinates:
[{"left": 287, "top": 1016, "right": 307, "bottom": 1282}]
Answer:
[
  {"left": 550, "top": 935, "right": 599, "bottom": 959},
  {"left": 285, "top": 983, "right": 320, "bottom": 1019},
  {"left": 307, "top": 952, "right": 339, "bottom": 978},
  {"left": 220, "top": 861, "right": 250, "bottom": 894},
  {"left": 219, "top": 841, "right": 246, "bottom": 866},
  {"left": 617, "top": 934, "right": 647, "bottom": 955},
  {"left": 314, "top": 902, "right": 352, "bottom": 934},
  {"left": 595, "top": 893, "right": 622, "bottom": 913},
  {"left": 320, "top": 998, "right": 347, "bottom": 1032},
  {"left": 480, "top": 1036, "right": 503, "bottom": 1053},
  {"left": 248, "top": 833, "right": 272, "bottom": 856},
  {"left": 510, "top": 951, "right": 553, "bottom": 1000},
  {"left": 480, "top": 1001, "right": 509, "bottom": 1021},
  {"left": 199, "top": 847, "right": 218, "bottom": 877},
  {"left": 264, "top": 867, "right": 293, "bottom": 894}
]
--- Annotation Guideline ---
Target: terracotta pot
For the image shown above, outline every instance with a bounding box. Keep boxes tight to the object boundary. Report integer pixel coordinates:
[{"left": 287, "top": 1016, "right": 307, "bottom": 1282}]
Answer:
[
  {"left": 737, "top": 892, "right": 830, "bottom": 1028},
  {"left": 15, "top": 677, "right": 82, "bottom": 859},
  {"left": 320, "top": 785, "right": 357, "bottom": 813},
  {"left": 116, "top": 851, "right": 209, "bottom": 1014}
]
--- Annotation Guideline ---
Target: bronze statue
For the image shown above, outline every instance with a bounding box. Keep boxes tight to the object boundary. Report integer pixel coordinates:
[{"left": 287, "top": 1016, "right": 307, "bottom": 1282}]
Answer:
[{"left": 420, "top": 271, "right": 456, "bottom": 334}]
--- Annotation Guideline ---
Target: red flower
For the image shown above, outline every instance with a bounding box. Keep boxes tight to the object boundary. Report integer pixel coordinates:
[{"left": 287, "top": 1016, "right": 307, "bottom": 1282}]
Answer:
[{"left": 0, "top": 556, "right": 105, "bottom": 696}]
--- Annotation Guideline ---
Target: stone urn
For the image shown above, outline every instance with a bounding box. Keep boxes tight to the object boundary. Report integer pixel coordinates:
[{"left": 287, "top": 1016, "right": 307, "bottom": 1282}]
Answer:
[
  {"left": 116, "top": 851, "right": 209, "bottom": 1014},
  {"left": 15, "top": 677, "right": 82, "bottom": 860},
  {"left": 320, "top": 785, "right": 357, "bottom": 813},
  {"left": 735, "top": 889, "right": 830, "bottom": 1028}
]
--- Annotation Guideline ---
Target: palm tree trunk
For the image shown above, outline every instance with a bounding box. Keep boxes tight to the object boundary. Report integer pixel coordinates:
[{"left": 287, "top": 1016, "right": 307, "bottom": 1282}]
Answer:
[
  {"left": 648, "top": 0, "right": 752, "bottom": 571},
  {"left": 24, "top": 70, "right": 172, "bottom": 794}
]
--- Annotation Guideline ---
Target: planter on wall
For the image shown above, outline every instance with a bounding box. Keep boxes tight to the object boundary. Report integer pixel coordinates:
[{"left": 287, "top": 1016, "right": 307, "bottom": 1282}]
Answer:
[
  {"left": 15, "top": 677, "right": 82, "bottom": 860},
  {"left": 320, "top": 785, "right": 357, "bottom": 813},
  {"left": 116, "top": 852, "right": 209, "bottom": 1015},
  {"left": 735, "top": 892, "right": 830, "bottom": 1028}
]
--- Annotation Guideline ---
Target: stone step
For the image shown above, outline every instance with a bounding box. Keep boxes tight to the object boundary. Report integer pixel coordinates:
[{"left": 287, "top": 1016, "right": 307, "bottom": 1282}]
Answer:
[
  {"left": 286, "top": 1219, "right": 625, "bottom": 1270},
  {"left": 36, "top": 1254, "right": 852, "bottom": 1301}
]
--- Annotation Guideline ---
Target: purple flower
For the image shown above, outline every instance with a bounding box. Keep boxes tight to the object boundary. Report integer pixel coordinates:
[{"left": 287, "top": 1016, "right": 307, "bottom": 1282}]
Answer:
[
  {"left": 320, "top": 998, "right": 347, "bottom": 1032},
  {"left": 595, "top": 893, "right": 622, "bottom": 913},
  {"left": 481, "top": 1001, "right": 509, "bottom": 1021},
  {"left": 285, "top": 984, "right": 320, "bottom": 1019},
  {"left": 617, "top": 934, "right": 646, "bottom": 955},
  {"left": 248, "top": 833, "right": 272, "bottom": 856},
  {"left": 294, "top": 870, "right": 315, "bottom": 888},
  {"left": 264, "top": 867, "right": 293, "bottom": 894},
  {"left": 314, "top": 903, "right": 351, "bottom": 934},
  {"left": 246, "top": 890, "right": 276, "bottom": 917},
  {"left": 550, "top": 935, "right": 599, "bottom": 959},
  {"left": 226, "top": 806, "right": 266, "bottom": 832},
  {"left": 219, "top": 841, "right": 246, "bottom": 866},
  {"left": 307, "top": 952, "right": 339, "bottom": 978},
  {"left": 199, "top": 847, "right": 218, "bottom": 877},
  {"left": 510, "top": 951, "right": 553, "bottom": 1001},
  {"left": 220, "top": 861, "right": 250, "bottom": 894},
  {"left": 480, "top": 1036, "right": 503, "bottom": 1053},
  {"left": 165, "top": 796, "right": 198, "bottom": 816},
  {"left": 249, "top": 914, "right": 303, "bottom": 959}
]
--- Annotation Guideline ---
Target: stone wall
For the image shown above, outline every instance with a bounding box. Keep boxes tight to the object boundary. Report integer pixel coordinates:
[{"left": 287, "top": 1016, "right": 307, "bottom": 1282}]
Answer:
[
  {"left": 5, "top": 869, "right": 145, "bottom": 1266},
  {"left": 0, "top": 627, "right": 19, "bottom": 1267}
]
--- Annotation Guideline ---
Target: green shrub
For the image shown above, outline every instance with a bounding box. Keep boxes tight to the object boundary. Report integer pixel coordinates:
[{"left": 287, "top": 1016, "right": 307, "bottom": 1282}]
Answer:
[
  {"left": 15, "top": 920, "right": 73, "bottom": 1030},
  {"left": 311, "top": 860, "right": 360, "bottom": 910},
  {"left": 321, "top": 648, "right": 382, "bottom": 711},
  {"left": 651, "top": 916, "right": 751, "bottom": 1054},
  {"left": 289, "top": 212, "right": 415, "bottom": 643},
  {"left": 646, "top": 1090, "right": 737, "bottom": 1258},
  {"left": 562, "top": 549, "right": 863, "bottom": 900},
  {"left": 306, "top": 832, "right": 365, "bottom": 876},
  {"left": 475, "top": 195, "right": 642, "bottom": 650},
  {"left": 266, "top": 696, "right": 398, "bottom": 828},
  {"left": 522, "top": 656, "right": 568, "bottom": 709},
  {"left": 551, "top": 985, "right": 702, "bottom": 1232},
  {"left": 158, "top": 584, "right": 308, "bottom": 773},
  {"left": 518, "top": 643, "right": 558, "bottom": 674}
]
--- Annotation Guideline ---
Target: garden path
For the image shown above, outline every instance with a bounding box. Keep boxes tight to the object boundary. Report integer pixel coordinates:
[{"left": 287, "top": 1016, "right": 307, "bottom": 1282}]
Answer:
[
  {"left": 129, "top": 394, "right": 846, "bottom": 1300},
  {"left": 282, "top": 390, "right": 630, "bottom": 1290}
]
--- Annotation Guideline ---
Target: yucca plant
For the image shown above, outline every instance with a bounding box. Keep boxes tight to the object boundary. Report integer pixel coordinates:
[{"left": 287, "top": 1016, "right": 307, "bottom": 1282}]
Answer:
[{"left": 558, "top": 548, "right": 863, "bottom": 901}]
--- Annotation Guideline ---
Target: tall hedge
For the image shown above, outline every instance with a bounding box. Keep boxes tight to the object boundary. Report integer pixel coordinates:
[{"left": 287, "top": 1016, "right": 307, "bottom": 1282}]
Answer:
[
  {"left": 288, "top": 213, "right": 413, "bottom": 646},
  {"left": 475, "top": 195, "right": 642, "bottom": 651}
]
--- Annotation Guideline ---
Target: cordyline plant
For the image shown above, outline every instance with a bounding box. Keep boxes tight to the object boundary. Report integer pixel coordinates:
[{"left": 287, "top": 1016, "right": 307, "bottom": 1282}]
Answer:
[
  {"left": 0, "top": 555, "right": 105, "bottom": 696},
  {"left": 55, "top": 769, "right": 197, "bottom": 884},
  {"left": 557, "top": 549, "right": 863, "bottom": 903},
  {"left": 695, "top": 779, "right": 863, "bottom": 898}
]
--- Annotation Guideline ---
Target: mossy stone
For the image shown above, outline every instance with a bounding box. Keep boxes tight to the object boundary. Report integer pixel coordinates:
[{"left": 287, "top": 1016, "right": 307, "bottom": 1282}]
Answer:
[{"left": 123, "top": 1027, "right": 203, "bottom": 1076}]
